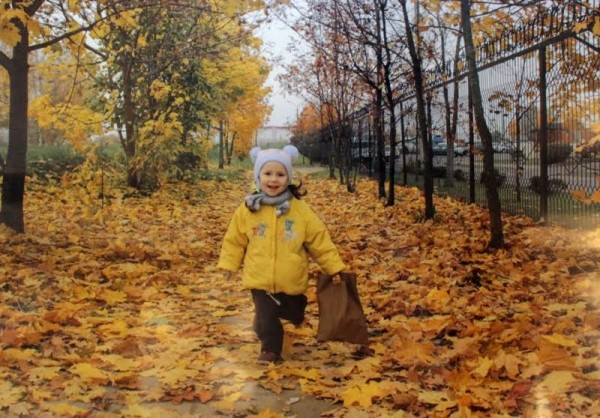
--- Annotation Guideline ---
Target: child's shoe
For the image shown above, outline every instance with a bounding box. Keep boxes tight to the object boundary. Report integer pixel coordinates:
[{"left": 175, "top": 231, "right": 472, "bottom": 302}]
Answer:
[{"left": 257, "top": 351, "right": 282, "bottom": 365}]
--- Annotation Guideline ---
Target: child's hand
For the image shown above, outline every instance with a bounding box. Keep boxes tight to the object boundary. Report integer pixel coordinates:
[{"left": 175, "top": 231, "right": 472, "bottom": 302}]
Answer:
[
  {"left": 319, "top": 271, "right": 353, "bottom": 284},
  {"left": 333, "top": 270, "right": 352, "bottom": 283}
]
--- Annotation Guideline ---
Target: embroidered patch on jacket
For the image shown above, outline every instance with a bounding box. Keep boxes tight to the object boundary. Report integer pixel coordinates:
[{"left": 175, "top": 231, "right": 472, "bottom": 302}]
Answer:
[
  {"left": 252, "top": 223, "right": 267, "bottom": 237},
  {"left": 283, "top": 219, "right": 296, "bottom": 240}
]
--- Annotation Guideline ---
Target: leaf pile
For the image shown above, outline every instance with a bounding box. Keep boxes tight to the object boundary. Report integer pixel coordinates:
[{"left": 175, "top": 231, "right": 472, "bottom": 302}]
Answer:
[{"left": 1, "top": 174, "right": 599, "bottom": 417}]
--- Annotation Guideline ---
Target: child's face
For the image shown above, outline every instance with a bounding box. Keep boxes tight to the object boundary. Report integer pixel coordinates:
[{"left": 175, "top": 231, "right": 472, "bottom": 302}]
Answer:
[{"left": 259, "top": 161, "right": 288, "bottom": 196}]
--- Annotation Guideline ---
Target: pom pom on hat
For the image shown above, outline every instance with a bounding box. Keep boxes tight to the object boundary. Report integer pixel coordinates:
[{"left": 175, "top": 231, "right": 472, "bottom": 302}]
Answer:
[
  {"left": 250, "top": 145, "right": 299, "bottom": 188},
  {"left": 282, "top": 145, "right": 299, "bottom": 161}
]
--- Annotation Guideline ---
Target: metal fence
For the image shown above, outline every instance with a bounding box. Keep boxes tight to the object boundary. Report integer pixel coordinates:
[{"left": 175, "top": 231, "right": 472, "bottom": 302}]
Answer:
[{"left": 297, "top": 3, "right": 600, "bottom": 230}]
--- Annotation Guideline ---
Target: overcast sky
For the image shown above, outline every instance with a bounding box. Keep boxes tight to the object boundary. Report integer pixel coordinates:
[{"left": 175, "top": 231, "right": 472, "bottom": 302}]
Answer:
[{"left": 256, "top": 17, "right": 304, "bottom": 127}]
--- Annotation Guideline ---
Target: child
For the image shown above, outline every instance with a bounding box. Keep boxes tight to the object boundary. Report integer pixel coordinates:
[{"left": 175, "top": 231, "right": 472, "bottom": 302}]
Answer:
[{"left": 217, "top": 145, "right": 346, "bottom": 364}]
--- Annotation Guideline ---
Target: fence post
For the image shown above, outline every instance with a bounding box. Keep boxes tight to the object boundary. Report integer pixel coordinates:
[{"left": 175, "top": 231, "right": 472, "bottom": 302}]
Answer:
[
  {"left": 539, "top": 46, "right": 549, "bottom": 222},
  {"left": 468, "top": 86, "right": 475, "bottom": 204},
  {"left": 399, "top": 100, "right": 408, "bottom": 186}
]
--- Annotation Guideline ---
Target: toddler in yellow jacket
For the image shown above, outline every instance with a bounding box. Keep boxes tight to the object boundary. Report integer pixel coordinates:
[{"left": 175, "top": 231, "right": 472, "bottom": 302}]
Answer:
[{"left": 217, "top": 145, "right": 346, "bottom": 364}]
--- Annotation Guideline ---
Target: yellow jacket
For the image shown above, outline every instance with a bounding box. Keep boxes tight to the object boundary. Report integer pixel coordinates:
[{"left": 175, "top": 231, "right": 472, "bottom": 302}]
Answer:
[{"left": 217, "top": 198, "right": 345, "bottom": 295}]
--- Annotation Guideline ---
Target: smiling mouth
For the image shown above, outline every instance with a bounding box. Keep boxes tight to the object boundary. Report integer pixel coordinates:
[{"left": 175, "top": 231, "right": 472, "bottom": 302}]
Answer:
[{"left": 265, "top": 185, "right": 282, "bottom": 194}]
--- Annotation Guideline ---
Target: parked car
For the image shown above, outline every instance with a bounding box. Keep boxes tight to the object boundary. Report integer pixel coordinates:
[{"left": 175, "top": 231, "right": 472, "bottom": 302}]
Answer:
[
  {"left": 454, "top": 143, "right": 468, "bottom": 156},
  {"left": 402, "top": 140, "right": 417, "bottom": 153},
  {"left": 432, "top": 142, "right": 467, "bottom": 156},
  {"left": 472, "top": 141, "right": 510, "bottom": 153},
  {"left": 492, "top": 141, "right": 510, "bottom": 153}
]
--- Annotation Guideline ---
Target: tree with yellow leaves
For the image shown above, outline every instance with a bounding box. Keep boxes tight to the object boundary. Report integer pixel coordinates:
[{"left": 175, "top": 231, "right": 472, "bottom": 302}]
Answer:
[
  {"left": 28, "top": 46, "right": 103, "bottom": 148},
  {"left": 0, "top": 0, "right": 112, "bottom": 232},
  {"left": 0, "top": 0, "right": 271, "bottom": 231},
  {"left": 89, "top": 1, "right": 270, "bottom": 188},
  {"left": 204, "top": 46, "right": 271, "bottom": 166}
]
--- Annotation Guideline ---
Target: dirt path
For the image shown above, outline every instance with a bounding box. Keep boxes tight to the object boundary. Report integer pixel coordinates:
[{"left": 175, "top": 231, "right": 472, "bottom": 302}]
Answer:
[
  {"left": 121, "top": 297, "right": 349, "bottom": 418},
  {"left": 4, "top": 173, "right": 598, "bottom": 418}
]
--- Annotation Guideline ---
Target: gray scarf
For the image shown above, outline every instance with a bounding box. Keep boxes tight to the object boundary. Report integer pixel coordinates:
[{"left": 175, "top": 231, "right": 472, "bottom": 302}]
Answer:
[{"left": 245, "top": 189, "right": 292, "bottom": 217}]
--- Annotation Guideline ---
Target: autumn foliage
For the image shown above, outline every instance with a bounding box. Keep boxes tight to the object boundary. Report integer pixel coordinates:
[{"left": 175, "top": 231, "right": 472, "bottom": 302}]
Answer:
[{"left": 1, "top": 171, "right": 599, "bottom": 417}]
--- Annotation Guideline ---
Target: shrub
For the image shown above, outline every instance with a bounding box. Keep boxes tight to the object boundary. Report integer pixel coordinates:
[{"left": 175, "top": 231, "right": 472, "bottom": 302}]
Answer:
[
  {"left": 432, "top": 166, "right": 446, "bottom": 178},
  {"left": 175, "top": 152, "right": 201, "bottom": 172},
  {"left": 26, "top": 145, "right": 85, "bottom": 180},
  {"left": 547, "top": 143, "right": 572, "bottom": 164},
  {"left": 454, "top": 169, "right": 466, "bottom": 181},
  {"left": 529, "top": 176, "right": 568, "bottom": 194},
  {"left": 480, "top": 169, "right": 506, "bottom": 187}
]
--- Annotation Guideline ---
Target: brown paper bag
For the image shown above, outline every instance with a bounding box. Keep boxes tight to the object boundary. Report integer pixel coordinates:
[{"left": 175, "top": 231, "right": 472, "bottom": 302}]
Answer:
[{"left": 316, "top": 272, "right": 369, "bottom": 345}]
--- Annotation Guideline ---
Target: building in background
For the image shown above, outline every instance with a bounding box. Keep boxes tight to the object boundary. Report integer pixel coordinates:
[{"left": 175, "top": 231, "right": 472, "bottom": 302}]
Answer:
[{"left": 255, "top": 126, "right": 293, "bottom": 147}]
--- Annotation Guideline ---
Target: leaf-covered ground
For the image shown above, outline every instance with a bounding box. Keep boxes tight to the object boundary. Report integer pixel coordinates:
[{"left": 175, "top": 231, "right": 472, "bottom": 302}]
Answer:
[{"left": 1, "top": 171, "right": 599, "bottom": 418}]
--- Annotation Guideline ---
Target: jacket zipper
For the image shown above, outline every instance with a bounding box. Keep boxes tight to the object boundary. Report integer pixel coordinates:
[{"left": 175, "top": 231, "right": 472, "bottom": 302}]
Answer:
[{"left": 271, "top": 207, "right": 277, "bottom": 294}]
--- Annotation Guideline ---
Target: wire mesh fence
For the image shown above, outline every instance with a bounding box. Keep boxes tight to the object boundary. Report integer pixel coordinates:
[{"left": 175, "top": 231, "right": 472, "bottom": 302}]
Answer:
[
  {"left": 296, "top": 2, "right": 600, "bottom": 230},
  {"left": 427, "top": 3, "right": 600, "bottom": 229}
]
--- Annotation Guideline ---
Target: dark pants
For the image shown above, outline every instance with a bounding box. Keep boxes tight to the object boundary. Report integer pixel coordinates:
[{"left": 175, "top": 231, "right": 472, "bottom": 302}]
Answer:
[{"left": 251, "top": 289, "right": 307, "bottom": 355}]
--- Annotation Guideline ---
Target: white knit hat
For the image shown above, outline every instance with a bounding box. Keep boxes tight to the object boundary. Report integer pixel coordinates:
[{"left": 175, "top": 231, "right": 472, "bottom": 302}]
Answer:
[{"left": 250, "top": 145, "right": 299, "bottom": 188}]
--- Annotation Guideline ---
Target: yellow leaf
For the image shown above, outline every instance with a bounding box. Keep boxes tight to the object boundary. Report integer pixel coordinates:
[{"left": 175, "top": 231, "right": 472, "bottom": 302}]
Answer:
[
  {"left": 177, "top": 285, "right": 191, "bottom": 296},
  {"left": 574, "top": 21, "right": 589, "bottom": 33},
  {"left": 593, "top": 18, "right": 600, "bottom": 36},
  {"left": 3, "top": 348, "right": 37, "bottom": 361},
  {"left": 9, "top": 402, "right": 32, "bottom": 416},
  {"left": 471, "top": 356, "right": 494, "bottom": 377},
  {"left": 541, "top": 371, "right": 576, "bottom": 392},
  {"left": 97, "top": 354, "right": 141, "bottom": 371},
  {"left": 157, "top": 367, "right": 197, "bottom": 385},
  {"left": 0, "top": 381, "right": 25, "bottom": 408},
  {"left": 545, "top": 302, "right": 587, "bottom": 315},
  {"left": 69, "top": 363, "right": 109, "bottom": 383},
  {"left": 98, "top": 319, "right": 129, "bottom": 337},
  {"left": 247, "top": 409, "right": 286, "bottom": 418},
  {"left": 26, "top": 18, "right": 42, "bottom": 37},
  {"left": 542, "top": 333, "right": 577, "bottom": 347},
  {"left": 97, "top": 289, "right": 128, "bottom": 304},
  {"left": 536, "top": 340, "right": 576, "bottom": 370},
  {"left": 0, "top": 26, "right": 21, "bottom": 47},
  {"left": 391, "top": 336, "right": 437, "bottom": 365},
  {"left": 571, "top": 189, "right": 590, "bottom": 204},
  {"left": 417, "top": 390, "right": 453, "bottom": 405},
  {"left": 287, "top": 367, "right": 320, "bottom": 381},
  {"left": 44, "top": 402, "right": 89, "bottom": 417},
  {"left": 28, "top": 366, "right": 61, "bottom": 381},
  {"left": 68, "top": 0, "right": 80, "bottom": 13},
  {"left": 424, "top": 288, "right": 450, "bottom": 310},
  {"left": 212, "top": 392, "right": 243, "bottom": 412},
  {"left": 589, "top": 189, "right": 600, "bottom": 203},
  {"left": 505, "top": 357, "right": 520, "bottom": 380},
  {"left": 342, "top": 381, "right": 385, "bottom": 407}
]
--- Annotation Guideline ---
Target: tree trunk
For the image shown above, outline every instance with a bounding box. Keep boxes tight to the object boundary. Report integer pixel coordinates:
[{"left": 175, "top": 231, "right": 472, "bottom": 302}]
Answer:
[
  {"left": 381, "top": 1, "right": 396, "bottom": 206},
  {"left": 374, "top": 6, "right": 386, "bottom": 200},
  {"left": 218, "top": 120, "right": 225, "bottom": 169},
  {"left": 374, "top": 92, "right": 386, "bottom": 199},
  {"left": 1, "top": 30, "right": 29, "bottom": 233},
  {"left": 386, "top": 107, "right": 397, "bottom": 206},
  {"left": 400, "top": 0, "right": 434, "bottom": 219},
  {"left": 460, "top": 0, "right": 504, "bottom": 248}
]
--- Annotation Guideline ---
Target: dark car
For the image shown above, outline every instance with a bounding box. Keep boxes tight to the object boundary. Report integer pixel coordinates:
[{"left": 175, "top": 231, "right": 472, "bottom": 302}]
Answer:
[
  {"left": 432, "top": 143, "right": 447, "bottom": 156},
  {"left": 432, "top": 142, "right": 467, "bottom": 156}
]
